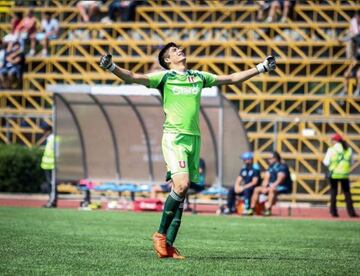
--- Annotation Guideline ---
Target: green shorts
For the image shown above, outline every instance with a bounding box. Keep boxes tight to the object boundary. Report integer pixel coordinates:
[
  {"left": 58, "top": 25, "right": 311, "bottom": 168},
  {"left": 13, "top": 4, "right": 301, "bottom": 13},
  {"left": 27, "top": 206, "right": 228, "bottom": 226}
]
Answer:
[{"left": 162, "top": 132, "right": 201, "bottom": 183}]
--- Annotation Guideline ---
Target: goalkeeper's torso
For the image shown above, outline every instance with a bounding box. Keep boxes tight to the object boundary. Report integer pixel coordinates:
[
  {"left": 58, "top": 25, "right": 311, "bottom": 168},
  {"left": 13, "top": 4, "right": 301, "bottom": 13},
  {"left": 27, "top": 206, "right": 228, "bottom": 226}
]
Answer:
[{"left": 159, "top": 70, "right": 205, "bottom": 136}]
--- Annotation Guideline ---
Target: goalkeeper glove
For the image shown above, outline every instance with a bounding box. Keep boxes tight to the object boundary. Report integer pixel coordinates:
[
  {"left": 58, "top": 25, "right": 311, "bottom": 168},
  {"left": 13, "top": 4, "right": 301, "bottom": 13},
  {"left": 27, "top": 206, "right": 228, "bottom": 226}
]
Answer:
[
  {"left": 256, "top": 56, "right": 276, "bottom": 74},
  {"left": 100, "top": 54, "right": 116, "bottom": 72}
]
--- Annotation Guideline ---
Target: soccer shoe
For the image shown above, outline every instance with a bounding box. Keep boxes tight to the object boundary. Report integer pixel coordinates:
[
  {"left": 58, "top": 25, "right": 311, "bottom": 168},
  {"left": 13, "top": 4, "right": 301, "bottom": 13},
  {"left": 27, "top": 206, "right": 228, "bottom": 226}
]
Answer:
[
  {"left": 242, "top": 208, "right": 252, "bottom": 216},
  {"left": 167, "top": 245, "right": 186, "bottom": 260},
  {"left": 43, "top": 202, "right": 57, "bottom": 208},
  {"left": 243, "top": 208, "right": 254, "bottom": 216},
  {"left": 263, "top": 209, "right": 272, "bottom": 216},
  {"left": 152, "top": 232, "right": 168, "bottom": 258}
]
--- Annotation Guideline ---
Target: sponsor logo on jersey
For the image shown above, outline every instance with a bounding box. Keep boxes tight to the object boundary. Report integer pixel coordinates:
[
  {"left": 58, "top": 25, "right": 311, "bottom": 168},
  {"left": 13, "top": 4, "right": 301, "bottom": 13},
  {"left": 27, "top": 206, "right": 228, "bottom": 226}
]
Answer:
[
  {"left": 171, "top": 86, "right": 200, "bottom": 95},
  {"left": 179, "top": 161, "right": 186, "bottom": 168}
]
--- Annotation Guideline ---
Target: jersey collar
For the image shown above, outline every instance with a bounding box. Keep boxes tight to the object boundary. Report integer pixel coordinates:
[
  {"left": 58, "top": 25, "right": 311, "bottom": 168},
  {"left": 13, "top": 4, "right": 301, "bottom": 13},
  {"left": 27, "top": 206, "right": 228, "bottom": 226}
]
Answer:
[{"left": 170, "top": 69, "right": 189, "bottom": 75}]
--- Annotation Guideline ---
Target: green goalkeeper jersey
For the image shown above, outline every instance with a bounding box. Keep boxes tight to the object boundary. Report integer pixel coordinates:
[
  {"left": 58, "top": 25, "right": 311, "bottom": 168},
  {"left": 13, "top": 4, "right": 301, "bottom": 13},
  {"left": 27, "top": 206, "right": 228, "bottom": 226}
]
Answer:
[{"left": 147, "top": 70, "right": 217, "bottom": 136}]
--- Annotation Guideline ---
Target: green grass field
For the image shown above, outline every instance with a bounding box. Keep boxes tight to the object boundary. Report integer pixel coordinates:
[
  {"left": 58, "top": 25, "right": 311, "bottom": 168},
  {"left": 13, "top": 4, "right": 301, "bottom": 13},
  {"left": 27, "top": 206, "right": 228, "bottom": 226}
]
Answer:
[{"left": 0, "top": 207, "right": 359, "bottom": 275}]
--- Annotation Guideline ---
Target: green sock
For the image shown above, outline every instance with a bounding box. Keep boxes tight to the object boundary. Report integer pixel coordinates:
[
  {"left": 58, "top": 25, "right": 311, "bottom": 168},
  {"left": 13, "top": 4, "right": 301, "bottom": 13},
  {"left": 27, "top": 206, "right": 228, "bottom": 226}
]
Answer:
[
  {"left": 158, "top": 190, "right": 183, "bottom": 234},
  {"left": 166, "top": 200, "right": 184, "bottom": 246}
]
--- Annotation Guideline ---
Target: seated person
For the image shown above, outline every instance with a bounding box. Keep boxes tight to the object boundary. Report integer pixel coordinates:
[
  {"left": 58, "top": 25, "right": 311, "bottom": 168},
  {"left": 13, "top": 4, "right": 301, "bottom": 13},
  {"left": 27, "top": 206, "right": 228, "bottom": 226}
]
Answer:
[
  {"left": 224, "top": 152, "right": 261, "bottom": 215},
  {"left": 249, "top": 151, "right": 292, "bottom": 216},
  {"left": 13, "top": 9, "right": 37, "bottom": 55},
  {"left": 35, "top": 12, "right": 59, "bottom": 56},
  {"left": 108, "top": 0, "right": 138, "bottom": 22},
  {"left": 77, "top": 0, "right": 101, "bottom": 22},
  {"left": 184, "top": 158, "right": 206, "bottom": 211},
  {"left": 0, "top": 41, "right": 25, "bottom": 89},
  {"left": 150, "top": 175, "right": 172, "bottom": 199}
]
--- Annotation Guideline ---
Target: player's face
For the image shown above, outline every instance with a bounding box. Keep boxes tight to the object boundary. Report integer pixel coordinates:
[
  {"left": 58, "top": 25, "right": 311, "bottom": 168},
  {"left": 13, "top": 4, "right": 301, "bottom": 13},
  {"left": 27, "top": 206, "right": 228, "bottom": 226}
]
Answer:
[
  {"left": 166, "top": 46, "right": 186, "bottom": 65},
  {"left": 267, "top": 156, "right": 276, "bottom": 165},
  {"left": 244, "top": 159, "right": 253, "bottom": 166}
]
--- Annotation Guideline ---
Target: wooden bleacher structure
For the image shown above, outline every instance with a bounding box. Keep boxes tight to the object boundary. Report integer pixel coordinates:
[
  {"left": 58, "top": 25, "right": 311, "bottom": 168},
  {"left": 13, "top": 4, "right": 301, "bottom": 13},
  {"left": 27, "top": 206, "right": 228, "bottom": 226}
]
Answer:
[{"left": 1, "top": 0, "right": 360, "bottom": 203}]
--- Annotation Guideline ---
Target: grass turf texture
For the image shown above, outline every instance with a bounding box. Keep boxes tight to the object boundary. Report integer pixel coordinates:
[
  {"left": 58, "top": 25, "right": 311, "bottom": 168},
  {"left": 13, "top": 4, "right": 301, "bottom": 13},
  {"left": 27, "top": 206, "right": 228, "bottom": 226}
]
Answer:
[{"left": 0, "top": 207, "right": 359, "bottom": 275}]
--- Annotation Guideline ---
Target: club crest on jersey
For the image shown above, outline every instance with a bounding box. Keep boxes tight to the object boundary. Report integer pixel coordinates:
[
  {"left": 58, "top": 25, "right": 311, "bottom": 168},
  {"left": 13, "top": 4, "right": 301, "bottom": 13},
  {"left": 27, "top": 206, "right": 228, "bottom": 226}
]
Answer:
[
  {"left": 179, "top": 161, "right": 186, "bottom": 168},
  {"left": 187, "top": 76, "right": 195, "bottom": 83}
]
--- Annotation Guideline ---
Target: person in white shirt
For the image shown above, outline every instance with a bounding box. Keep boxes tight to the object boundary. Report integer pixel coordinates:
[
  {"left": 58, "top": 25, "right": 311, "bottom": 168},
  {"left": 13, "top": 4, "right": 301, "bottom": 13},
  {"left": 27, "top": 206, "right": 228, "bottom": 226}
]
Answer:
[
  {"left": 347, "top": 11, "right": 360, "bottom": 58},
  {"left": 35, "top": 12, "right": 59, "bottom": 56}
]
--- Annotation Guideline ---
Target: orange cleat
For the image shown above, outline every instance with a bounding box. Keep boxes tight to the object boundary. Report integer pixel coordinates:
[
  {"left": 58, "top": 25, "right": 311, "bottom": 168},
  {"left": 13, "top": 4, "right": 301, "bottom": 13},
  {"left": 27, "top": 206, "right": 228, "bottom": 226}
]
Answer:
[
  {"left": 167, "top": 245, "right": 186, "bottom": 260},
  {"left": 152, "top": 232, "right": 168, "bottom": 258}
]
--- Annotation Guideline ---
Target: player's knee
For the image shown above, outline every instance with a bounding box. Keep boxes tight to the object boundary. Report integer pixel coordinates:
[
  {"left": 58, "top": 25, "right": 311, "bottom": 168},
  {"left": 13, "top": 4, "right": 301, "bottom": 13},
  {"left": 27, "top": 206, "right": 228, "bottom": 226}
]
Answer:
[
  {"left": 172, "top": 174, "right": 189, "bottom": 196},
  {"left": 175, "top": 183, "right": 189, "bottom": 196}
]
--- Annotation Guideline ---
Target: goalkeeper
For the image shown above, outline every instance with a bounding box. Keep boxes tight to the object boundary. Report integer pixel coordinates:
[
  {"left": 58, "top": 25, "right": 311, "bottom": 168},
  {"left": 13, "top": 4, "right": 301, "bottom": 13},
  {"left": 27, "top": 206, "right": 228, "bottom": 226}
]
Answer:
[{"left": 100, "top": 42, "right": 276, "bottom": 259}]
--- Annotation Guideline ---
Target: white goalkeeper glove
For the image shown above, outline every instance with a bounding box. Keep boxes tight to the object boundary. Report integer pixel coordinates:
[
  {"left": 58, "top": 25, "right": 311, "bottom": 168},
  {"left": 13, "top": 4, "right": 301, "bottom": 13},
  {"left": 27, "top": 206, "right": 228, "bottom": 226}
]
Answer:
[
  {"left": 100, "top": 53, "right": 116, "bottom": 72},
  {"left": 256, "top": 56, "right": 276, "bottom": 74}
]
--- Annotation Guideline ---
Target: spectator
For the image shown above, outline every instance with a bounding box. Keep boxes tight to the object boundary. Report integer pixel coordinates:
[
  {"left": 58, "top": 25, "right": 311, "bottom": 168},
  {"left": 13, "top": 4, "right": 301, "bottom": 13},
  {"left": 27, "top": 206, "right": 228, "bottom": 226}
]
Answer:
[
  {"left": 256, "top": 0, "right": 271, "bottom": 21},
  {"left": 77, "top": 1, "right": 101, "bottom": 22},
  {"left": 344, "top": 59, "right": 360, "bottom": 96},
  {"left": 13, "top": 9, "right": 37, "bottom": 55},
  {"left": 224, "top": 152, "right": 261, "bottom": 215},
  {"left": 150, "top": 177, "right": 172, "bottom": 199},
  {"left": 266, "top": 0, "right": 295, "bottom": 23},
  {"left": 108, "top": 0, "right": 138, "bottom": 22},
  {"left": 41, "top": 125, "right": 57, "bottom": 208},
  {"left": 323, "top": 134, "right": 358, "bottom": 218},
  {"left": 0, "top": 39, "right": 5, "bottom": 89},
  {"left": 347, "top": 11, "right": 360, "bottom": 58},
  {"left": 184, "top": 157, "right": 206, "bottom": 211},
  {"left": 0, "top": 41, "right": 25, "bottom": 89},
  {"left": 35, "top": 12, "right": 59, "bottom": 56},
  {"left": 249, "top": 151, "right": 292, "bottom": 216},
  {"left": 3, "top": 12, "right": 23, "bottom": 44}
]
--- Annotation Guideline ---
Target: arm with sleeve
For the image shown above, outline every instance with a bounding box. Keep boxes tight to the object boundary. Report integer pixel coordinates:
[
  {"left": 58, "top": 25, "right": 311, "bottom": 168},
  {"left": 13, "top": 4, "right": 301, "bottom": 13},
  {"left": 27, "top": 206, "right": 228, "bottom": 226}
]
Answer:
[
  {"left": 199, "top": 71, "right": 218, "bottom": 88},
  {"left": 146, "top": 71, "right": 167, "bottom": 89}
]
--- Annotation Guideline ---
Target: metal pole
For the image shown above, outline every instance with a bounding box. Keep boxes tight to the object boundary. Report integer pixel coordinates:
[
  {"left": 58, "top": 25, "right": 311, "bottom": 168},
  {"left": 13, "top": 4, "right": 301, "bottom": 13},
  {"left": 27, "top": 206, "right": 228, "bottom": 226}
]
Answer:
[
  {"left": 218, "top": 92, "right": 224, "bottom": 207},
  {"left": 5, "top": 119, "right": 10, "bottom": 142},
  {"left": 274, "top": 120, "right": 278, "bottom": 151},
  {"left": 50, "top": 94, "right": 57, "bottom": 204}
]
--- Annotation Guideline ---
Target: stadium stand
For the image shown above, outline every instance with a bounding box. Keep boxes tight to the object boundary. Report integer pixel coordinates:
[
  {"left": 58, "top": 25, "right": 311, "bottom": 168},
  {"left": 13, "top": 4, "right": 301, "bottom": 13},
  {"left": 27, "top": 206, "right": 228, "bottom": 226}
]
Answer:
[{"left": 1, "top": 0, "right": 360, "bottom": 204}]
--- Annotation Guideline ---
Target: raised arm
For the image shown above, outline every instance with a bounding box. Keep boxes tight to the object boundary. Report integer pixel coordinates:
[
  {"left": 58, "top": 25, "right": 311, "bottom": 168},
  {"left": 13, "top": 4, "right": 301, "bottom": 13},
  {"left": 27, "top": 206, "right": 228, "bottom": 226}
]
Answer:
[
  {"left": 216, "top": 56, "right": 277, "bottom": 85},
  {"left": 99, "top": 54, "right": 149, "bottom": 86}
]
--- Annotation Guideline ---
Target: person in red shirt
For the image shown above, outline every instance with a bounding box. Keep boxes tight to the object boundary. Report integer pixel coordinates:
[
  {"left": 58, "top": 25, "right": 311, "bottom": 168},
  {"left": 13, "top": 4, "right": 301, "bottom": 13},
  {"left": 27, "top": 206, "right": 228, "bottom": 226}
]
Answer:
[{"left": 13, "top": 9, "right": 37, "bottom": 55}]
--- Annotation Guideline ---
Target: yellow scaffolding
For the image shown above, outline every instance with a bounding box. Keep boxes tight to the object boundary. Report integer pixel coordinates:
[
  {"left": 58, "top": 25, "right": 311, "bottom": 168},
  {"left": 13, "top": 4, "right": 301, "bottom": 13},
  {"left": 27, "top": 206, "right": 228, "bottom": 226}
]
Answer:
[{"left": 1, "top": 0, "right": 359, "bottom": 202}]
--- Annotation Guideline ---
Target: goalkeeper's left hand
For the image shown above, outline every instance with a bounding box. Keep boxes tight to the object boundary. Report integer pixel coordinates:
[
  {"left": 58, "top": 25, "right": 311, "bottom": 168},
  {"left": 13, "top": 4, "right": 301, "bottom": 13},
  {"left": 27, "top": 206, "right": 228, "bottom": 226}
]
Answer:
[{"left": 256, "top": 56, "right": 276, "bottom": 74}]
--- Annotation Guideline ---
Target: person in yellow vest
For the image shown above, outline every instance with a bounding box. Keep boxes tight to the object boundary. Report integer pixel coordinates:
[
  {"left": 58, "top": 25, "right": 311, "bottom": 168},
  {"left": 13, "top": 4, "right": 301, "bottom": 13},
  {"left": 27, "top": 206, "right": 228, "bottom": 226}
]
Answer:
[
  {"left": 41, "top": 125, "right": 57, "bottom": 208},
  {"left": 323, "top": 134, "right": 358, "bottom": 217}
]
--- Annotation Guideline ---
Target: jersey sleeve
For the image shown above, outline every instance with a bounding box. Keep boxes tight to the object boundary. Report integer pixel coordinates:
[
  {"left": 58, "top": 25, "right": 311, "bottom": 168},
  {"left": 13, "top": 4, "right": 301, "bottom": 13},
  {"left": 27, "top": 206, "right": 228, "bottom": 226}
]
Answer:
[
  {"left": 239, "top": 168, "right": 244, "bottom": 176},
  {"left": 278, "top": 164, "right": 289, "bottom": 175},
  {"left": 253, "top": 167, "right": 261, "bottom": 178},
  {"left": 199, "top": 71, "right": 218, "bottom": 88},
  {"left": 146, "top": 71, "right": 167, "bottom": 89}
]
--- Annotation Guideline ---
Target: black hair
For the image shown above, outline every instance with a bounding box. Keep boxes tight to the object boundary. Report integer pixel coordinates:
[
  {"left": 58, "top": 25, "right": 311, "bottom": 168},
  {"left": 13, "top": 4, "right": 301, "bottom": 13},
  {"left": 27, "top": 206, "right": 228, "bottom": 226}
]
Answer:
[
  {"left": 45, "top": 11, "right": 52, "bottom": 17},
  {"left": 43, "top": 125, "right": 52, "bottom": 132},
  {"left": 158, "top": 42, "right": 178, "bottom": 70},
  {"left": 272, "top": 151, "right": 281, "bottom": 162},
  {"left": 15, "top": 12, "right": 23, "bottom": 18},
  {"left": 340, "top": 140, "right": 348, "bottom": 150}
]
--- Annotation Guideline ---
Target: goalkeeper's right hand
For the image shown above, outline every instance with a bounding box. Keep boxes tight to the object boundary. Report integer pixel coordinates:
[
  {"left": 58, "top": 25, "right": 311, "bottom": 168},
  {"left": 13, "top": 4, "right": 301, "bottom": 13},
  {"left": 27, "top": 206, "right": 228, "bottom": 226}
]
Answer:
[{"left": 100, "top": 54, "right": 116, "bottom": 72}]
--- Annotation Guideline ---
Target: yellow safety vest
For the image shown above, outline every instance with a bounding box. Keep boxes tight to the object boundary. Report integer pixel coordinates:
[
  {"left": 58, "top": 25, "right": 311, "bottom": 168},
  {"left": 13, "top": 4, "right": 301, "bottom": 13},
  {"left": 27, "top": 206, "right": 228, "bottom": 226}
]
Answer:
[
  {"left": 41, "top": 134, "right": 55, "bottom": 170},
  {"left": 329, "top": 144, "right": 352, "bottom": 179}
]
